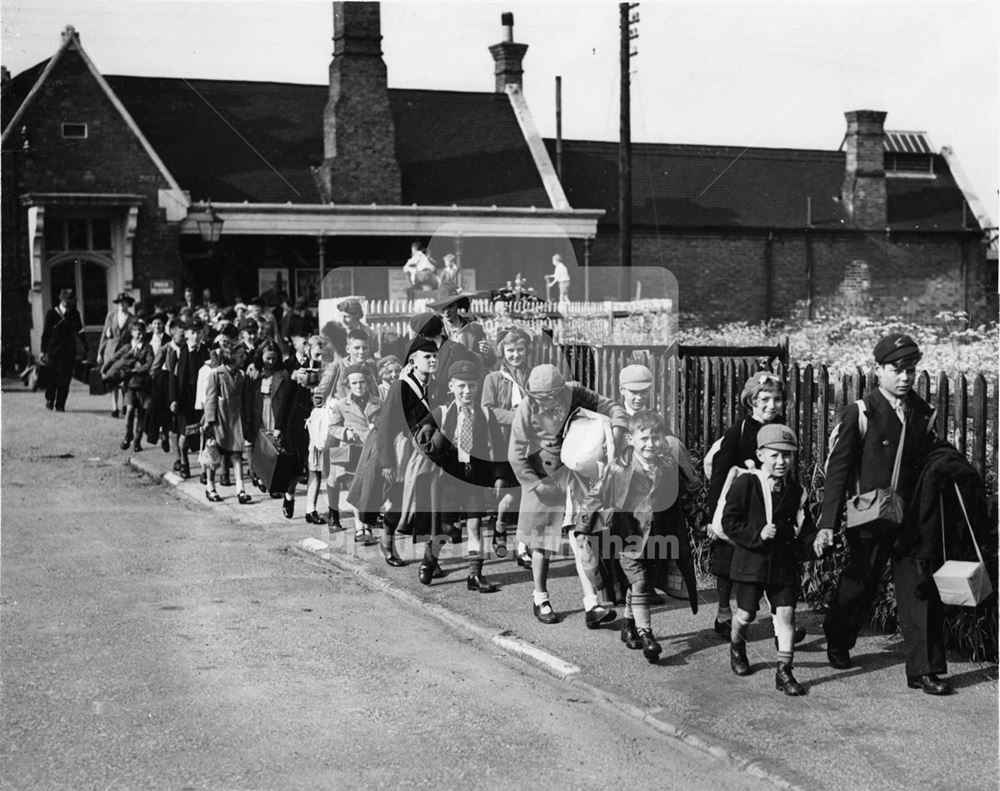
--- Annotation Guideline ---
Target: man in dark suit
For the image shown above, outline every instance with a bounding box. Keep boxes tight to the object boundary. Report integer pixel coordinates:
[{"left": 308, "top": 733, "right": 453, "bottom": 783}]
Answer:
[
  {"left": 816, "top": 333, "right": 949, "bottom": 695},
  {"left": 39, "top": 288, "right": 87, "bottom": 412}
]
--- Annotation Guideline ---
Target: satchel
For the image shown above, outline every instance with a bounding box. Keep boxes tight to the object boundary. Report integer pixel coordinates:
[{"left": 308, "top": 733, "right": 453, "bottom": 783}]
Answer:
[
  {"left": 845, "top": 412, "right": 906, "bottom": 532},
  {"left": 709, "top": 468, "right": 771, "bottom": 543},
  {"left": 933, "top": 483, "right": 993, "bottom": 607}
]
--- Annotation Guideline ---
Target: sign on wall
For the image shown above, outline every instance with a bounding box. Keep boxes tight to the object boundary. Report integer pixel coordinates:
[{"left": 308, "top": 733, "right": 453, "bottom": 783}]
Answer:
[{"left": 149, "top": 279, "right": 174, "bottom": 296}]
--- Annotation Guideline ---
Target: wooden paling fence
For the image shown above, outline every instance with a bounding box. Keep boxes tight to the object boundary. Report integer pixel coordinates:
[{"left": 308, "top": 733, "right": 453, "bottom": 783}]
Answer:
[
  {"left": 673, "top": 357, "right": 998, "bottom": 481},
  {"left": 521, "top": 344, "right": 996, "bottom": 481}
]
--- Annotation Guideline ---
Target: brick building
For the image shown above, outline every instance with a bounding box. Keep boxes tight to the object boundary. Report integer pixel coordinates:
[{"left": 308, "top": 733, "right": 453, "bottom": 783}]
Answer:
[{"left": 2, "top": 3, "right": 993, "bottom": 357}]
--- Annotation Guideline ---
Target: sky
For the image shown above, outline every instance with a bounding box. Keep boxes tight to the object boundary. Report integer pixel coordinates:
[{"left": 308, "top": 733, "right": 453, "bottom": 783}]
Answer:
[{"left": 2, "top": 0, "right": 997, "bottom": 225}]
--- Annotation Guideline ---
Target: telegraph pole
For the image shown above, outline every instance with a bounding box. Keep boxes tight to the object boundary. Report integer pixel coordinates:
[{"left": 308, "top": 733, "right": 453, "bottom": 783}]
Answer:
[{"left": 619, "top": 3, "right": 639, "bottom": 273}]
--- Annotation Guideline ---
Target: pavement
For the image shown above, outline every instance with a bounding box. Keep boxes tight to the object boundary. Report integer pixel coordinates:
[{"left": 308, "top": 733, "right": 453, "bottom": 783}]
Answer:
[{"left": 22, "top": 380, "right": 997, "bottom": 791}]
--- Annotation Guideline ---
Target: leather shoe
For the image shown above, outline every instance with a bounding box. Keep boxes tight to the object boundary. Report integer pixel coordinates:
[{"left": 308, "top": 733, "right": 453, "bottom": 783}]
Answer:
[
  {"left": 621, "top": 617, "right": 642, "bottom": 650},
  {"left": 431, "top": 561, "right": 446, "bottom": 579},
  {"left": 585, "top": 605, "right": 616, "bottom": 629},
  {"left": 282, "top": 497, "right": 294, "bottom": 519},
  {"left": 418, "top": 563, "right": 434, "bottom": 586},
  {"left": 639, "top": 630, "right": 662, "bottom": 664},
  {"left": 380, "top": 543, "right": 406, "bottom": 567},
  {"left": 907, "top": 674, "right": 953, "bottom": 696},
  {"left": 533, "top": 601, "right": 559, "bottom": 624},
  {"left": 467, "top": 573, "right": 499, "bottom": 593},
  {"left": 827, "top": 647, "right": 853, "bottom": 669},
  {"left": 161, "top": 434, "right": 171, "bottom": 453},
  {"left": 180, "top": 462, "right": 191, "bottom": 479},
  {"left": 120, "top": 439, "right": 131, "bottom": 450},
  {"left": 304, "top": 511, "right": 323, "bottom": 525},
  {"left": 776, "top": 662, "right": 807, "bottom": 696},
  {"left": 133, "top": 440, "right": 142, "bottom": 453},
  {"left": 730, "top": 641, "right": 752, "bottom": 676},
  {"left": 713, "top": 618, "right": 732, "bottom": 640}
]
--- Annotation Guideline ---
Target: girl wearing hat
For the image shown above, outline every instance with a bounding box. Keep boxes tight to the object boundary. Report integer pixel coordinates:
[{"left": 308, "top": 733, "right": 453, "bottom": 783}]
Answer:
[
  {"left": 481, "top": 326, "right": 533, "bottom": 562},
  {"left": 98, "top": 292, "right": 136, "bottom": 418}
]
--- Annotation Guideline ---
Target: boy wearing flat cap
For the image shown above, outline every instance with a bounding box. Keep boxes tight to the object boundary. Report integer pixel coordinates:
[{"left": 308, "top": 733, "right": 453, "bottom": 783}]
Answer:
[
  {"left": 723, "top": 424, "right": 816, "bottom": 695},
  {"left": 817, "top": 334, "right": 949, "bottom": 695},
  {"left": 618, "top": 363, "right": 654, "bottom": 416},
  {"left": 415, "top": 359, "right": 510, "bottom": 591}
]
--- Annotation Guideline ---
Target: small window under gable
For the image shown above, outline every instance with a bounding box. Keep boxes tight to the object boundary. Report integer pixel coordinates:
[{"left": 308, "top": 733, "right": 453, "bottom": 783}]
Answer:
[
  {"left": 884, "top": 130, "right": 936, "bottom": 177},
  {"left": 61, "top": 122, "right": 87, "bottom": 139}
]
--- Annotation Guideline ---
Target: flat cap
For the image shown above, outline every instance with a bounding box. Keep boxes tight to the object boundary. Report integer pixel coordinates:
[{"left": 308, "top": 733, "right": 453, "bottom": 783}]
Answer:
[
  {"left": 619, "top": 364, "right": 653, "bottom": 391},
  {"left": 526, "top": 364, "right": 566, "bottom": 396}
]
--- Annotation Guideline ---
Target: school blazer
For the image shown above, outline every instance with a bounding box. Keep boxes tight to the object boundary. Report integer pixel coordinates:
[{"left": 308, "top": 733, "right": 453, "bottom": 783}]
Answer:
[
  {"left": 722, "top": 474, "right": 816, "bottom": 585},
  {"left": 415, "top": 401, "right": 509, "bottom": 488},
  {"left": 819, "top": 388, "right": 936, "bottom": 531},
  {"left": 375, "top": 373, "right": 432, "bottom": 470}
]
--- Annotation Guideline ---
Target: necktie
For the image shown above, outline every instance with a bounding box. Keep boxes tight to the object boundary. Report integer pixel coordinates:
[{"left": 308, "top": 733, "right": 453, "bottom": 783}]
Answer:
[
  {"left": 771, "top": 477, "right": 784, "bottom": 496},
  {"left": 459, "top": 406, "right": 474, "bottom": 454}
]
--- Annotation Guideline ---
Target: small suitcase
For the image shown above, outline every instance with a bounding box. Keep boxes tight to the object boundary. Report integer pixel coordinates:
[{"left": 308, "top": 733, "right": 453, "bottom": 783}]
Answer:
[
  {"left": 89, "top": 367, "right": 108, "bottom": 396},
  {"left": 252, "top": 429, "right": 298, "bottom": 493}
]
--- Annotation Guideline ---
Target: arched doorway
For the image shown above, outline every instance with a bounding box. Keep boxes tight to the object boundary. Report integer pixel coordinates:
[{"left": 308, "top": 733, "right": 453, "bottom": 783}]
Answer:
[{"left": 48, "top": 254, "right": 111, "bottom": 359}]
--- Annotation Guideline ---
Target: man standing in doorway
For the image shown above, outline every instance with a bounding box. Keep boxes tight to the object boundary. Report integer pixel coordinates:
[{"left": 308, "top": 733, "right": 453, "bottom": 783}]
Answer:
[{"left": 40, "top": 288, "right": 87, "bottom": 412}]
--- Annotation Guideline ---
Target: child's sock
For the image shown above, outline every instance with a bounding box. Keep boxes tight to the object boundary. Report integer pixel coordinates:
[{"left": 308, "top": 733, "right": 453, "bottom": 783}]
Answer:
[
  {"left": 777, "top": 650, "right": 793, "bottom": 666},
  {"left": 582, "top": 593, "right": 599, "bottom": 611},
  {"left": 468, "top": 551, "right": 483, "bottom": 577},
  {"left": 717, "top": 604, "right": 733, "bottom": 622},
  {"left": 623, "top": 588, "right": 634, "bottom": 621},
  {"left": 533, "top": 591, "right": 550, "bottom": 607},
  {"left": 631, "top": 589, "right": 651, "bottom": 632},
  {"left": 731, "top": 613, "right": 751, "bottom": 644}
]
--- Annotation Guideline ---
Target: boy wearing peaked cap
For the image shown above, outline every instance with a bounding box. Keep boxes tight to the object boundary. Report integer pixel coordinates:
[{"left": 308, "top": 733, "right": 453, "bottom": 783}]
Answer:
[
  {"left": 723, "top": 424, "right": 817, "bottom": 696},
  {"left": 816, "top": 334, "right": 949, "bottom": 695}
]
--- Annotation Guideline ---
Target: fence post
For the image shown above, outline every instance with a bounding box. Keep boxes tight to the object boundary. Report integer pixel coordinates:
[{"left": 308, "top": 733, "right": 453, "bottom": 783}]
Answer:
[
  {"left": 936, "top": 372, "right": 950, "bottom": 442},
  {"left": 972, "top": 373, "right": 988, "bottom": 479},
  {"left": 701, "top": 357, "right": 713, "bottom": 447},
  {"left": 801, "top": 364, "right": 814, "bottom": 469},
  {"left": 787, "top": 362, "right": 801, "bottom": 446},
  {"left": 817, "top": 365, "right": 830, "bottom": 463},
  {"left": 916, "top": 370, "right": 931, "bottom": 402},
  {"left": 725, "top": 358, "right": 739, "bottom": 428},
  {"left": 956, "top": 374, "right": 968, "bottom": 456}
]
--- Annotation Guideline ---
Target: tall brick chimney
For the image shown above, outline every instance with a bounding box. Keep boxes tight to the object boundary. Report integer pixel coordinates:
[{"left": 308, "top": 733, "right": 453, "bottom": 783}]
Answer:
[
  {"left": 841, "top": 110, "right": 887, "bottom": 230},
  {"left": 317, "top": 2, "right": 401, "bottom": 204},
  {"left": 489, "top": 12, "right": 528, "bottom": 93}
]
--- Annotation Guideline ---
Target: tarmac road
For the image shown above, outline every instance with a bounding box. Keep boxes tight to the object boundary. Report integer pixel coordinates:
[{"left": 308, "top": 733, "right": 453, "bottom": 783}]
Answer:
[{"left": 0, "top": 382, "right": 776, "bottom": 790}]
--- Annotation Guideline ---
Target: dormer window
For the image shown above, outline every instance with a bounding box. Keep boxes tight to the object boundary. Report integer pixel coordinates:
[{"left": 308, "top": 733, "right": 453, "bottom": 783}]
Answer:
[
  {"left": 884, "top": 130, "right": 936, "bottom": 178},
  {"left": 61, "top": 122, "right": 87, "bottom": 139}
]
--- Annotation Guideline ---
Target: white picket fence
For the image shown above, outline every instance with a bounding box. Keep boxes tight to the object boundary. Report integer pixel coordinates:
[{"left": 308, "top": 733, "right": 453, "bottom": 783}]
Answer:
[{"left": 354, "top": 297, "right": 675, "bottom": 346}]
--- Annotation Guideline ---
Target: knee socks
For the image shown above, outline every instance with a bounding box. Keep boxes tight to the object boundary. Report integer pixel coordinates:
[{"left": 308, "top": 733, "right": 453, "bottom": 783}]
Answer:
[
  {"left": 468, "top": 550, "right": 483, "bottom": 577},
  {"left": 731, "top": 612, "right": 753, "bottom": 644},
  {"left": 717, "top": 576, "right": 733, "bottom": 620}
]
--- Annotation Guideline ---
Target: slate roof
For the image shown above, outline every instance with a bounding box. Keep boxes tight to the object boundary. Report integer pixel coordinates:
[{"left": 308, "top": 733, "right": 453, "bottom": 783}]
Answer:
[
  {"left": 544, "top": 139, "right": 977, "bottom": 232},
  {"left": 3, "top": 57, "right": 977, "bottom": 232},
  {"left": 102, "top": 77, "right": 551, "bottom": 208}
]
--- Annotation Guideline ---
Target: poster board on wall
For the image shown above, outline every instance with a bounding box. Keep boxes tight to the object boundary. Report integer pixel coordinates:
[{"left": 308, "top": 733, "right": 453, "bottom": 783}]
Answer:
[
  {"left": 388, "top": 269, "right": 411, "bottom": 301},
  {"left": 295, "top": 269, "right": 321, "bottom": 303},
  {"left": 320, "top": 267, "right": 355, "bottom": 300}
]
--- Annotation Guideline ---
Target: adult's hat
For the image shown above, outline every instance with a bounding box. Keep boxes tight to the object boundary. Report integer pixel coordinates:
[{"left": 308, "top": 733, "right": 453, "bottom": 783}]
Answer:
[
  {"left": 873, "top": 333, "right": 921, "bottom": 365},
  {"left": 428, "top": 292, "right": 471, "bottom": 311},
  {"left": 378, "top": 355, "right": 401, "bottom": 370},
  {"left": 409, "top": 311, "right": 443, "bottom": 337},
  {"left": 217, "top": 323, "right": 239, "bottom": 340},
  {"left": 343, "top": 363, "right": 369, "bottom": 379},
  {"left": 448, "top": 360, "right": 480, "bottom": 381},
  {"left": 113, "top": 292, "right": 135, "bottom": 305},
  {"left": 238, "top": 317, "right": 259, "bottom": 332},
  {"left": 757, "top": 424, "right": 798, "bottom": 451},
  {"left": 406, "top": 336, "right": 438, "bottom": 360},
  {"left": 526, "top": 363, "right": 566, "bottom": 396},
  {"left": 338, "top": 299, "right": 364, "bottom": 317},
  {"left": 619, "top": 364, "right": 654, "bottom": 391}
]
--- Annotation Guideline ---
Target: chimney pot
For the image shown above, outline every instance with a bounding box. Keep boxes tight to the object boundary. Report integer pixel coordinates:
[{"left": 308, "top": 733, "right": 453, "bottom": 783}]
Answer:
[{"left": 489, "top": 12, "right": 528, "bottom": 93}]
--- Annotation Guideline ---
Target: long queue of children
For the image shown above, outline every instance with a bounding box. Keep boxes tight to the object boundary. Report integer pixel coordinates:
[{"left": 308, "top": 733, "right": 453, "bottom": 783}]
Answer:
[{"left": 103, "top": 290, "right": 970, "bottom": 698}]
